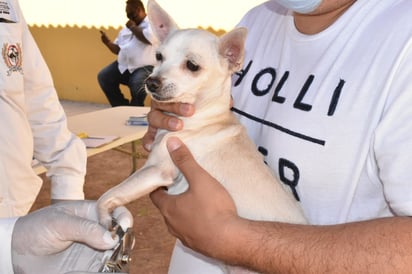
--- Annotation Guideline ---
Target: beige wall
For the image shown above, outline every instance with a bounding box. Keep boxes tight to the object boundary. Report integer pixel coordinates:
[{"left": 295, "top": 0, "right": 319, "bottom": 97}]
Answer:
[{"left": 30, "top": 25, "right": 126, "bottom": 104}]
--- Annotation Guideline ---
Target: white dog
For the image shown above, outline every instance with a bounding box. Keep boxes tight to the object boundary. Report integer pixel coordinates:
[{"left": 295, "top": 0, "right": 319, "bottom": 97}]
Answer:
[{"left": 98, "top": 0, "right": 307, "bottom": 273}]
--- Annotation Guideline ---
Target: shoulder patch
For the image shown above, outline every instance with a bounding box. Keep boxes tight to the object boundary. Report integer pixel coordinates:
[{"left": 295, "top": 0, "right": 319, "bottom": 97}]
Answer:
[{"left": 2, "top": 43, "right": 23, "bottom": 75}]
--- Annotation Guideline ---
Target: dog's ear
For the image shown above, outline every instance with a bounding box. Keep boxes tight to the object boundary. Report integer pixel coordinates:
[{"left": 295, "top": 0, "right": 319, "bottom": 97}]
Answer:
[
  {"left": 147, "top": 0, "right": 179, "bottom": 43},
  {"left": 219, "top": 27, "right": 248, "bottom": 73}
]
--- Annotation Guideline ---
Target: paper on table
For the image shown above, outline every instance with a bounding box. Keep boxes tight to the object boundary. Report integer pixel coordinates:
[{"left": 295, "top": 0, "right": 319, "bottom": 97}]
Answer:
[{"left": 81, "top": 136, "right": 119, "bottom": 148}]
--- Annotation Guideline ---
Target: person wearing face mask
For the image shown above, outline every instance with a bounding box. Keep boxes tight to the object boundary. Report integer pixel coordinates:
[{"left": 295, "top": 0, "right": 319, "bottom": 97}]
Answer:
[
  {"left": 98, "top": 0, "right": 156, "bottom": 107},
  {"left": 143, "top": 0, "right": 412, "bottom": 273}
]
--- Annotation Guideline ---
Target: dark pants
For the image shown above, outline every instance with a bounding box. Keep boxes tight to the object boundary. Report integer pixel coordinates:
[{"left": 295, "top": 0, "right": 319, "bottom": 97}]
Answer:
[{"left": 97, "top": 61, "right": 153, "bottom": 106}]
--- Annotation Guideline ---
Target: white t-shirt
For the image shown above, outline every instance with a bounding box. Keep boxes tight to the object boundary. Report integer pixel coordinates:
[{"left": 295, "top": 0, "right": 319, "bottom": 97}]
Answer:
[
  {"left": 232, "top": 0, "right": 412, "bottom": 225},
  {"left": 168, "top": 1, "right": 412, "bottom": 273},
  {"left": 115, "top": 16, "right": 156, "bottom": 73}
]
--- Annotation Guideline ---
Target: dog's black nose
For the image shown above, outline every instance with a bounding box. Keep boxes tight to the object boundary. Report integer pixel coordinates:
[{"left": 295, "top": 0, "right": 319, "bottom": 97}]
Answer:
[{"left": 145, "top": 77, "right": 161, "bottom": 93}]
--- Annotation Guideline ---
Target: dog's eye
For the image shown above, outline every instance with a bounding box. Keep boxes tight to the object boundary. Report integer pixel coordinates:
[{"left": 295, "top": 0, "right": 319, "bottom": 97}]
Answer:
[
  {"left": 186, "top": 60, "right": 199, "bottom": 72},
  {"left": 155, "top": 52, "right": 163, "bottom": 62}
]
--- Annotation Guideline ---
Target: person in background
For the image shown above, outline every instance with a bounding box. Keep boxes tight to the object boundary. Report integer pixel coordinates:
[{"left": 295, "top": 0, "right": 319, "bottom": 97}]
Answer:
[
  {"left": 145, "top": 0, "right": 412, "bottom": 273},
  {"left": 98, "top": 0, "right": 156, "bottom": 107},
  {"left": 0, "top": 0, "right": 87, "bottom": 217}
]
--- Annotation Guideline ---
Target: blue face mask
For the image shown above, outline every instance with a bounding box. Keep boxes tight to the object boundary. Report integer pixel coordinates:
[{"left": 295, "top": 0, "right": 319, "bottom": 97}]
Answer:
[{"left": 275, "top": 0, "right": 322, "bottom": 13}]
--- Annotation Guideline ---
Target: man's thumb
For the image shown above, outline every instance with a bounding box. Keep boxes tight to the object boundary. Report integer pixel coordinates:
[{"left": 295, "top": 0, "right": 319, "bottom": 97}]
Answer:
[{"left": 166, "top": 137, "right": 194, "bottom": 167}]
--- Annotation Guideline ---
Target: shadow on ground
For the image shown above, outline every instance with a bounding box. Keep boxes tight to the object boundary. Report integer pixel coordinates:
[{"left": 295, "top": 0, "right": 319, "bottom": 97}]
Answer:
[{"left": 31, "top": 143, "right": 176, "bottom": 274}]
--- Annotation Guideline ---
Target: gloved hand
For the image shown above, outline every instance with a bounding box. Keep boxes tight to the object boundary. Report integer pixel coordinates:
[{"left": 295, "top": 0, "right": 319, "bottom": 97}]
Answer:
[{"left": 11, "top": 200, "right": 133, "bottom": 274}]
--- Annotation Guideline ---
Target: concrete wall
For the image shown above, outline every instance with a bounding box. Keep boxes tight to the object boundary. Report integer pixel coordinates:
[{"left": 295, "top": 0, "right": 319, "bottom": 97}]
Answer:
[{"left": 30, "top": 25, "right": 126, "bottom": 104}]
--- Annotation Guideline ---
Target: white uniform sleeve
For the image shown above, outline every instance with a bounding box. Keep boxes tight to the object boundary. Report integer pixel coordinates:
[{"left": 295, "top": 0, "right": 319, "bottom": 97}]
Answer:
[
  {"left": 0, "top": 217, "right": 18, "bottom": 274},
  {"left": 17, "top": 1, "right": 87, "bottom": 200}
]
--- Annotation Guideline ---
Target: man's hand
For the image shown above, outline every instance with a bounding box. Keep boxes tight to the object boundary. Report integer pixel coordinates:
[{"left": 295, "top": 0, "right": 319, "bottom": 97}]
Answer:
[
  {"left": 100, "top": 30, "right": 120, "bottom": 54},
  {"left": 150, "top": 137, "right": 239, "bottom": 257},
  {"left": 142, "top": 101, "right": 194, "bottom": 151},
  {"left": 99, "top": 30, "right": 110, "bottom": 45},
  {"left": 126, "top": 19, "right": 137, "bottom": 30},
  {"left": 12, "top": 201, "right": 133, "bottom": 273}
]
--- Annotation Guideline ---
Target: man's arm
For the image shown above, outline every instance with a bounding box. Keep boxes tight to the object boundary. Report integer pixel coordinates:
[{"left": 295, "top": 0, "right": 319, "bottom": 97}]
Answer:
[
  {"left": 100, "top": 30, "right": 120, "bottom": 54},
  {"left": 151, "top": 137, "right": 412, "bottom": 273},
  {"left": 224, "top": 215, "right": 412, "bottom": 273}
]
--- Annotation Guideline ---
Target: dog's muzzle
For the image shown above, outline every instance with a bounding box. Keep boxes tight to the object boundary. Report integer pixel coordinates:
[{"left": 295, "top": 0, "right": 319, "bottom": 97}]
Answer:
[{"left": 145, "top": 76, "right": 161, "bottom": 94}]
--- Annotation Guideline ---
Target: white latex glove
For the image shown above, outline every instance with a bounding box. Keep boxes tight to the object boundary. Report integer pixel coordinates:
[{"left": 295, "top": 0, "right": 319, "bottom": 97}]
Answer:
[{"left": 11, "top": 200, "right": 133, "bottom": 274}]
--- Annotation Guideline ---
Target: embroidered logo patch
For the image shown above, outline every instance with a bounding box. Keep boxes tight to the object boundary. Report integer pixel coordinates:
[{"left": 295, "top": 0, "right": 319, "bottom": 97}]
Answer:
[{"left": 2, "top": 43, "right": 23, "bottom": 75}]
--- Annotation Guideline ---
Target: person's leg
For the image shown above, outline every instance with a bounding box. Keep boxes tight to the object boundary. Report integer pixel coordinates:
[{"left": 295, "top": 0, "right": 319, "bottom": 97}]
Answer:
[
  {"left": 128, "top": 65, "right": 154, "bottom": 106},
  {"left": 97, "top": 61, "right": 129, "bottom": 106}
]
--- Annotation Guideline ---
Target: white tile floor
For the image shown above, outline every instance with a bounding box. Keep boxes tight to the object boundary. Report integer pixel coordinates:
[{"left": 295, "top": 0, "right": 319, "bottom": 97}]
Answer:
[{"left": 60, "top": 100, "right": 110, "bottom": 116}]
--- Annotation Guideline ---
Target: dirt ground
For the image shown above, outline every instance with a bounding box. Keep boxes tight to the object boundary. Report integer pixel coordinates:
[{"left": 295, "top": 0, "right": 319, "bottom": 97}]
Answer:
[{"left": 31, "top": 143, "right": 176, "bottom": 274}]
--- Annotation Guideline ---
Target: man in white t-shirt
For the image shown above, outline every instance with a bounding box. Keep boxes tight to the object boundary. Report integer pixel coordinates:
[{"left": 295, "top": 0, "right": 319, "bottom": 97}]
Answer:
[
  {"left": 144, "top": 0, "right": 412, "bottom": 273},
  {"left": 98, "top": 0, "right": 156, "bottom": 106}
]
